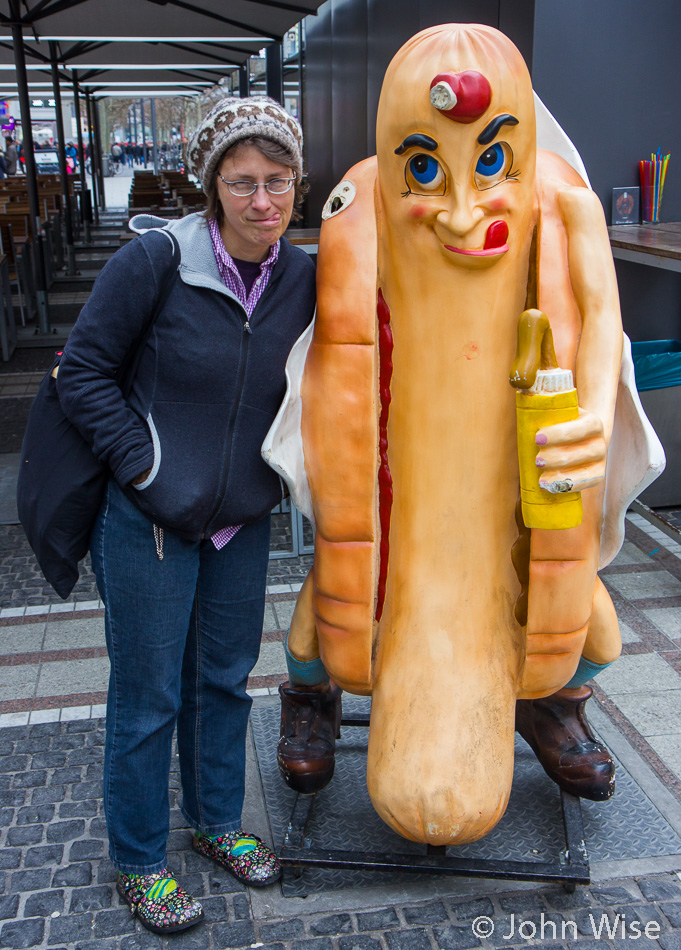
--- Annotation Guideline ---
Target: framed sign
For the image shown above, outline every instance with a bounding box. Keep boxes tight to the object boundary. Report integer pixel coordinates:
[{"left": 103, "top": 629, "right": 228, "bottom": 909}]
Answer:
[{"left": 612, "top": 187, "right": 640, "bottom": 225}]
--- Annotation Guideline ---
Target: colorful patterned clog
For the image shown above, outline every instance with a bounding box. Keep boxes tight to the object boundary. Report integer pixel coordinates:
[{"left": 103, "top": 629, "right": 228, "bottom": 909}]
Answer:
[
  {"left": 117, "top": 868, "right": 204, "bottom": 934},
  {"left": 193, "top": 830, "right": 281, "bottom": 887}
]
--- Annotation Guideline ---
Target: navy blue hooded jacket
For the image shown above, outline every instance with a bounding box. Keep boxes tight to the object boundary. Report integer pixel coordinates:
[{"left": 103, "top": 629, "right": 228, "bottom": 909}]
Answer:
[{"left": 56, "top": 212, "right": 316, "bottom": 540}]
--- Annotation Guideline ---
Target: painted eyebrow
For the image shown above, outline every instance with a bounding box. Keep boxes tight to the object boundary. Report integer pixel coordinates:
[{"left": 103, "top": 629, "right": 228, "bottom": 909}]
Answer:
[
  {"left": 477, "top": 114, "right": 519, "bottom": 146},
  {"left": 394, "top": 133, "right": 439, "bottom": 155}
]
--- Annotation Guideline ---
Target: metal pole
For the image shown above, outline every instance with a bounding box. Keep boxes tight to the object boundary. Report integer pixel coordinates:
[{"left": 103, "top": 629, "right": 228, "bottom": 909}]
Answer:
[
  {"left": 93, "top": 99, "right": 106, "bottom": 212},
  {"left": 72, "top": 73, "right": 86, "bottom": 192},
  {"left": 150, "top": 98, "right": 159, "bottom": 175},
  {"left": 84, "top": 91, "right": 99, "bottom": 225},
  {"left": 239, "top": 61, "right": 249, "bottom": 97},
  {"left": 49, "top": 42, "right": 76, "bottom": 276},
  {"left": 266, "top": 43, "right": 283, "bottom": 104},
  {"left": 297, "top": 22, "right": 304, "bottom": 132},
  {"left": 72, "top": 72, "right": 91, "bottom": 243},
  {"left": 140, "top": 98, "right": 147, "bottom": 168},
  {"left": 133, "top": 103, "right": 138, "bottom": 152},
  {"left": 10, "top": 4, "right": 50, "bottom": 332}
]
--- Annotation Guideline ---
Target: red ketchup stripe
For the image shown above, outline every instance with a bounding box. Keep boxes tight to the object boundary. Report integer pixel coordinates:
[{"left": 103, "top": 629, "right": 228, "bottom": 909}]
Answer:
[{"left": 375, "top": 289, "right": 393, "bottom": 622}]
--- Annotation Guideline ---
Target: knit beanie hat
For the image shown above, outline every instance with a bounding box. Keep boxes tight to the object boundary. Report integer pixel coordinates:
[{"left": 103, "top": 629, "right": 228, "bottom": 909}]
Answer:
[{"left": 187, "top": 96, "right": 303, "bottom": 194}]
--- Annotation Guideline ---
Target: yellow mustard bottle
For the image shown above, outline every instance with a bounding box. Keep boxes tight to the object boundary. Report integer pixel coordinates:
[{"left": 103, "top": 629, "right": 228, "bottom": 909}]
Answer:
[{"left": 509, "top": 308, "right": 583, "bottom": 530}]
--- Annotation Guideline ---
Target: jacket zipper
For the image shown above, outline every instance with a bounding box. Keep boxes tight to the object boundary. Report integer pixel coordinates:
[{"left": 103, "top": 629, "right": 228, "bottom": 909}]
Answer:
[
  {"left": 204, "top": 315, "right": 252, "bottom": 532},
  {"left": 203, "top": 264, "right": 283, "bottom": 533}
]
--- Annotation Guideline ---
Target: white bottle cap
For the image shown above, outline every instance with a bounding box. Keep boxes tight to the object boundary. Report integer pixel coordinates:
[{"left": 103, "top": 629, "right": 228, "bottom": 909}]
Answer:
[{"left": 525, "top": 368, "right": 574, "bottom": 395}]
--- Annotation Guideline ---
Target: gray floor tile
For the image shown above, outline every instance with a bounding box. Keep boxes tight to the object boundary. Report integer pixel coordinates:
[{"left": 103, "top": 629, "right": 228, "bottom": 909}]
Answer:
[
  {"left": 42, "top": 616, "right": 106, "bottom": 651},
  {"left": 612, "top": 541, "right": 657, "bottom": 565},
  {"left": 252, "top": 641, "right": 286, "bottom": 678},
  {"left": 36, "top": 656, "right": 110, "bottom": 697},
  {"left": 596, "top": 653, "right": 681, "bottom": 694},
  {"left": 610, "top": 689, "right": 681, "bottom": 737},
  {"left": 646, "top": 733, "right": 681, "bottom": 780},
  {"left": 262, "top": 603, "right": 278, "bottom": 634},
  {"left": 642, "top": 607, "right": 681, "bottom": 639},
  {"left": 606, "top": 571, "right": 681, "bottom": 600},
  {"left": 0, "top": 662, "right": 38, "bottom": 700},
  {"left": 618, "top": 621, "right": 640, "bottom": 644},
  {"left": 0, "top": 623, "right": 45, "bottom": 655},
  {"left": 273, "top": 600, "right": 295, "bottom": 631}
]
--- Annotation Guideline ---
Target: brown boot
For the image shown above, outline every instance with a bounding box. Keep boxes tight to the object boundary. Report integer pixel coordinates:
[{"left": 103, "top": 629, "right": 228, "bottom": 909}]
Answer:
[
  {"left": 277, "top": 680, "right": 343, "bottom": 795},
  {"left": 515, "top": 685, "right": 615, "bottom": 801}
]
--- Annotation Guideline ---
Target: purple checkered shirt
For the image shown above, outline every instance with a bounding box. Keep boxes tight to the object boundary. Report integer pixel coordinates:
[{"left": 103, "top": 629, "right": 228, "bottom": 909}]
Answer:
[{"left": 208, "top": 218, "right": 280, "bottom": 550}]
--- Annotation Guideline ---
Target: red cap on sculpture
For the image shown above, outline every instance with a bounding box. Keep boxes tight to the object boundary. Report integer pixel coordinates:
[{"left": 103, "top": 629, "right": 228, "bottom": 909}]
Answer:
[{"left": 429, "top": 71, "right": 492, "bottom": 123}]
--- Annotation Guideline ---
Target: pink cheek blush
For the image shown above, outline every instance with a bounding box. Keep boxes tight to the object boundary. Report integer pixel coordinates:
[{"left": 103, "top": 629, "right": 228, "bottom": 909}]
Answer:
[
  {"left": 486, "top": 197, "right": 507, "bottom": 212},
  {"left": 409, "top": 204, "right": 428, "bottom": 219}
]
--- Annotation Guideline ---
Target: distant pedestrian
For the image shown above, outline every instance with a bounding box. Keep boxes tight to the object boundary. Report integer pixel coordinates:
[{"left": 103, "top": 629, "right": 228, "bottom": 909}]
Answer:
[
  {"left": 65, "top": 141, "right": 77, "bottom": 175},
  {"left": 5, "top": 138, "right": 17, "bottom": 175}
]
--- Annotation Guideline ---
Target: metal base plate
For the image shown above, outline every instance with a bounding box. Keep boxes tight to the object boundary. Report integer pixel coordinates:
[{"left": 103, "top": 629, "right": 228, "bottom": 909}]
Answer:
[{"left": 250, "top": 698, "right": 681, "bottom": 897}]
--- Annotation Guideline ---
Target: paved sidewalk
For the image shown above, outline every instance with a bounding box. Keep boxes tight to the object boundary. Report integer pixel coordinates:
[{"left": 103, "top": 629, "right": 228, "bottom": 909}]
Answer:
[
  {"left": 2, "top": 513, "right": 681, "bottom": 793},
  {"left": 0, "top": 512, "right": 680, "bottom": 950},
  {"left": 0, "top": 581, "right": 300, "bottom": 720},
  {"left": 1, "top": 715, "right": 681, "bottom": 950}
]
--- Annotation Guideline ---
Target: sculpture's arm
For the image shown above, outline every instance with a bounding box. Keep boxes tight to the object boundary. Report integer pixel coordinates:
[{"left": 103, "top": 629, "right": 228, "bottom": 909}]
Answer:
[{"left": 534, "top": 187, "right": 623, "bottom": 493}]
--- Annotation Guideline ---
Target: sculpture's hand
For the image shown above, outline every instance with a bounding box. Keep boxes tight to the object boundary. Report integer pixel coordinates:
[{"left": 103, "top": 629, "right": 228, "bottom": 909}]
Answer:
[{"left": 535, "top": 408, "right": 606, "bottom": 493}]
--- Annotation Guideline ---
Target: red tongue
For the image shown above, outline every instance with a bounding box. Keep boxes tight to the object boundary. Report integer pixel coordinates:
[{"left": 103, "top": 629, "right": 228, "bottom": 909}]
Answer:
[{"left": 484, "top": 220, "right": 509, "bottom": 250}]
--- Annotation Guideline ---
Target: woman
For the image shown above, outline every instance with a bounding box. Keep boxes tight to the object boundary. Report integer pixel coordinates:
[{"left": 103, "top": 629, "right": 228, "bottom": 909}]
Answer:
[{"left": 56, "top": 98, "right": 315, "bottom": 934}]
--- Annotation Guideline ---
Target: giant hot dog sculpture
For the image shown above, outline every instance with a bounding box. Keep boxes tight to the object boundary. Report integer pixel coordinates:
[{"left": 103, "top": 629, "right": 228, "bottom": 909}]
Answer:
[{"left": 264, "top": 24, "right": 664, "bottom": 846}]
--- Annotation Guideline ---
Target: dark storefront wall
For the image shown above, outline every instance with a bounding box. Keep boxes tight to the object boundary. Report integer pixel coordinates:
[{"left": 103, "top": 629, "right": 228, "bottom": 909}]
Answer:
[
  {"left": 531, "top": 0, "right": 681, "bottom": 342},
  {"left": 304, "top": 0, "right": 534, "bottom": 224},
  {"left": 304, "top": 0, "right": 681, "bottom": 342}
]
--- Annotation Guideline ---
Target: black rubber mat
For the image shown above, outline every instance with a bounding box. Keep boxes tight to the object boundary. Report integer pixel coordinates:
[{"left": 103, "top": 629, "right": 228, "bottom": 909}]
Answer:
[{"left": 251, "top": 697, "right": 681, "bottom": 897}]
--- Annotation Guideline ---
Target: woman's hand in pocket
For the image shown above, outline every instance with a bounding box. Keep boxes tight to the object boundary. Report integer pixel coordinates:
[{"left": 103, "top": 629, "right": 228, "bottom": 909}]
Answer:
[{"left": 131, "top": 468, "right": 152, "bottom": 487}]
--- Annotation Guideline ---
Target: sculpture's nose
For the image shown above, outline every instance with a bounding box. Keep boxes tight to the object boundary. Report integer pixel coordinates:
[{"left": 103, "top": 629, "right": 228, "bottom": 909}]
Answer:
[{"left": 436, "top": 184, "right": 485, "bottom": 242}]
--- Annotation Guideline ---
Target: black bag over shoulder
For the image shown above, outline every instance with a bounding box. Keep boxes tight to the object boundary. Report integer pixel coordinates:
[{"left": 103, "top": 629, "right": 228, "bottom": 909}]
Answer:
[{"left": 17, "top": 232, "right": 181, "bottom": 599}]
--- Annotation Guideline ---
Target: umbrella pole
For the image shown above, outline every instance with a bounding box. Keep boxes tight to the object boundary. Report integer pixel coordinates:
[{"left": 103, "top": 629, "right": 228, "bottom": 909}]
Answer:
[
  {"left": 72, "top": 72, "right": 91, "bottom": 244},
  {"left": 50, "top": 42, "right": 77, "bottom": 277},
  {"left": 10, "top": 4, "right": 50, "bottom": 333}
]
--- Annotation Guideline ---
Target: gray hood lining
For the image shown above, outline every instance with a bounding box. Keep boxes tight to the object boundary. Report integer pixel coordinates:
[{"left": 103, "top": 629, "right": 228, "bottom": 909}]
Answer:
[{"left": 128, "top": 212, "right": 243, "bottom": 305}]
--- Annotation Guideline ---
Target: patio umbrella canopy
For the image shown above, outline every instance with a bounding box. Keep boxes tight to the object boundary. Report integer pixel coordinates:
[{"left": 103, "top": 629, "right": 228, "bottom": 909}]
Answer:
[
  {"left": 0, "top": 0, "right": 323, "bottom": 92},
  {"left": 0, "top": 0, "right": 321, "bottom": 42}
]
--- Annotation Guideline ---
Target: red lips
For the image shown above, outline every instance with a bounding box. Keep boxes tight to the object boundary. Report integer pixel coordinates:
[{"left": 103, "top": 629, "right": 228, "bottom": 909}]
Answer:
[{"left": 484, "top": 220, "right": 509, "bottom": 250}]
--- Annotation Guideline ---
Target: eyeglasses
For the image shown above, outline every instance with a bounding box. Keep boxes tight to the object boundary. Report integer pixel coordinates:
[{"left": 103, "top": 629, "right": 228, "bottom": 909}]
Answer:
[{"left": 217, "top": 172, "right": 296, "bottom": 197}]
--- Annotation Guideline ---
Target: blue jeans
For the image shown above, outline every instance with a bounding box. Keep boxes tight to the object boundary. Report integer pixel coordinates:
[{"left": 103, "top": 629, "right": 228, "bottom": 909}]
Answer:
[{"left": 90, "top": 480, "right": 270, "bottom": 873}]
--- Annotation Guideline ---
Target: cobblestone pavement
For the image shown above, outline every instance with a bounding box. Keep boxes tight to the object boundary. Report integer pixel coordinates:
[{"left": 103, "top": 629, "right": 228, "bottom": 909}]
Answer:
[
  {"left": 0, "top": 718, "right": 681, "bottom": 950},
  {"left": 0, "top": 524, "right": 313, "bottom": 610},
  {"left": 0, "top": 349, "right": 57, "bottom": 376}
]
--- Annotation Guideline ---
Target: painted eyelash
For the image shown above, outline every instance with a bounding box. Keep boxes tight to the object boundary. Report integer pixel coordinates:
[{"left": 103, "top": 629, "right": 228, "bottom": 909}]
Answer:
[{"left": 401, "top": 189, "right": 412, "bottom": 198}]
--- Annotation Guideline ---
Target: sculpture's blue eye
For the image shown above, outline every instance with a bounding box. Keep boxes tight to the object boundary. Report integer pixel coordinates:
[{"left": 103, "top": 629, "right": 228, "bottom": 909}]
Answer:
[
  {"left": 474, "top": 142, "right": 513, "bottom": 189},
  {"left": 409, "top": 154, "right": 438, "bottom": 184},
  {"left": 405, "top": 153, "right": 446, "bottom": 195}
]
